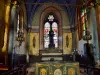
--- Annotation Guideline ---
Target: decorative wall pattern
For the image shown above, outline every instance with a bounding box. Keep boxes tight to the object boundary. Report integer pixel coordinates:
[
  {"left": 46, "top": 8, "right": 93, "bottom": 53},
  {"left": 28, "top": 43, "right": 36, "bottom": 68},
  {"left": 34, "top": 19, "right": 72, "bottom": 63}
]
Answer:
[
  {"left": 29, "top": 32, "right": 39, "bottom": 55},
  {"left": 63, "top": 33, "right": 72, "bottom": 54}
]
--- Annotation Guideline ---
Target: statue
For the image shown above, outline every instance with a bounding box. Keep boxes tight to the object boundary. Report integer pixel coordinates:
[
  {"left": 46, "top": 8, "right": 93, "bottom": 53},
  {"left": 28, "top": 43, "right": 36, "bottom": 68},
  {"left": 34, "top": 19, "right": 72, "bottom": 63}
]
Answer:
[
  {"left": 48, "top": 15, "right": 55, "bottom": 48},
  {"left": 48, "top": 25, "right": 55, "bottom": 48},
  {"left": 66, "top": 35, "right": 69, "bottom": 47}
]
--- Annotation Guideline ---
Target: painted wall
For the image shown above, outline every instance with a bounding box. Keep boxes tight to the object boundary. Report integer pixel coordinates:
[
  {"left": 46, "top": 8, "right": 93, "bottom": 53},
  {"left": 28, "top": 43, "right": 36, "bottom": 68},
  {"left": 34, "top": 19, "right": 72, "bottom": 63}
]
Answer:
[{"left": 31, "top": 3, "right": 70, "bottom": 27}]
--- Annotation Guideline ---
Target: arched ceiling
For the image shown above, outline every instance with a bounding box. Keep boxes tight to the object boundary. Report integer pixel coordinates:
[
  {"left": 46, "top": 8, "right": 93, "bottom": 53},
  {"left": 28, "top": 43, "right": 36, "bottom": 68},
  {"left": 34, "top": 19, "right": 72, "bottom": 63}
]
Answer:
[{"left": 24, "top": 0, "right": 96, "bottom": 26}]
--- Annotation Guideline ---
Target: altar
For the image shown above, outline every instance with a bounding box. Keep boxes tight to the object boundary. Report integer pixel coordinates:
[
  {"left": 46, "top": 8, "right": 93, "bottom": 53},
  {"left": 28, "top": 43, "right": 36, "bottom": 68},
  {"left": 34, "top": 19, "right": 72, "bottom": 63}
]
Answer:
[{"left": 34, "top": 62, "right": 79, "bottom": 75}]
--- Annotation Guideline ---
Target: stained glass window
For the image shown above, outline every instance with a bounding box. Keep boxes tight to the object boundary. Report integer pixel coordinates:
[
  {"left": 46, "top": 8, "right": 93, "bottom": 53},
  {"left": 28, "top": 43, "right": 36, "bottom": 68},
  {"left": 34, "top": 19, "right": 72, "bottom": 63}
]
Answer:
[
  {"left": 44, "top": 15, "right": 58, "bottom": 48},
  {"left": 44, "top": 22, "right": 50, "bottom": 48},
  {"left": 81, "top": 9, "right": 87, "bottom": 36},
  {"left": 52, "top": 22, "right": 58, "bottom": 48}
]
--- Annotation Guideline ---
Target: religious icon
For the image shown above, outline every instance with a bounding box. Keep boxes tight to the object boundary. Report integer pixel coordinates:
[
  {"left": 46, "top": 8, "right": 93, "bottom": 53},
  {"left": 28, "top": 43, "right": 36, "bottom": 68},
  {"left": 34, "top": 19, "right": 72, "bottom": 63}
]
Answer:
[
  {"left": 66, "top": 35, "right": 69, "bottom": 47},
  {"left": 54, "top": 69, "right": 62, "bottom": 75},
  {"left": 68, "top": 68, "right": 75, "bottom": 75},
  {"left": 33, "top": 36, "right": 36, "bottom": 48},
  {"left": 48, "top": 26, "right": 55, "bottom": 48},
  {"left": 40, "top": 68, "right": 47, "bottom": 75}
]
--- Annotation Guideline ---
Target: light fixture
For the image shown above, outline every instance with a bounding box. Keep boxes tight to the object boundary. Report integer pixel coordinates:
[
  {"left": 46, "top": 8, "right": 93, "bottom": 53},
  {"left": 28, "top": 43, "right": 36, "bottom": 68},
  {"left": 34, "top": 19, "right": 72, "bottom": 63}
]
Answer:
[
  {"left": 83, "top": 29, "right": 92, "bottom": 43},
  {"left": 16, "top": 30, "right": 24, "bottom": 46}
]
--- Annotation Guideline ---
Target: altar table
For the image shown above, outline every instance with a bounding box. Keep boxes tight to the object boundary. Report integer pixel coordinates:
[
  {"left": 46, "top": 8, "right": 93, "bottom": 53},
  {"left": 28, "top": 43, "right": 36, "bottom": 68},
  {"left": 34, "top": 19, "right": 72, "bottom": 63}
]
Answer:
[{"left": 34, "top": 61, "right": 79, "bottom": 75}]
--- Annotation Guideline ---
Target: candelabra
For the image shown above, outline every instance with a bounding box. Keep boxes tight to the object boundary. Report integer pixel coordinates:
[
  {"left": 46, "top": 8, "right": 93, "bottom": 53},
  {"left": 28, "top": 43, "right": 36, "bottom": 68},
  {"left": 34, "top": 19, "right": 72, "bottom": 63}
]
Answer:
[{"left": 72, "top": 48, "right": 79, "bottom": 62}]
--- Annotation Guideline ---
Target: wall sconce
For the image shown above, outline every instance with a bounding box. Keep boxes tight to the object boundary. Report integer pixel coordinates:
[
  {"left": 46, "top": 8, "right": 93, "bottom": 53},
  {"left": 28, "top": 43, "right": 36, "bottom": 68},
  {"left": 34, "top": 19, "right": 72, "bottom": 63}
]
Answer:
[{"left": 16, "top": 30, "right": 24, "bottom": 46}]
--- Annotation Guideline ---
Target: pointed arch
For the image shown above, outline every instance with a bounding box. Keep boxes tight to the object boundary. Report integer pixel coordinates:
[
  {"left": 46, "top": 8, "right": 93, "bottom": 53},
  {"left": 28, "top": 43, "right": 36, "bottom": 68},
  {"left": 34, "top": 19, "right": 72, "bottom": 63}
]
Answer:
[{"left": 40, "top": 6, "right": 62, "bottom": 50}]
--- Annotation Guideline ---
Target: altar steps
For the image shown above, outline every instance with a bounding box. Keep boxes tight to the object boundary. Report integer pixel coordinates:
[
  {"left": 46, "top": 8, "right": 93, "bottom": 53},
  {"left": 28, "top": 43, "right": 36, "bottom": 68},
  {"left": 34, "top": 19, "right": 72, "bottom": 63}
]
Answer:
[
  {"left": 41, "top": 55, "right": 63, "bottom": 61},
  {"left": 39, "top": 49, "right": 63, "bottom": 61}
]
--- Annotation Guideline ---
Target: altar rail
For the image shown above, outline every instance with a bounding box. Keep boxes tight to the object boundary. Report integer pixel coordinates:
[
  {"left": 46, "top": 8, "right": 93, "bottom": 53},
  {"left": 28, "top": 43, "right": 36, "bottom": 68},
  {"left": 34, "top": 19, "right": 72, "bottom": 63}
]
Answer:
[
  {"left": 39, "top": 49, "right": 63, "bottom": 54},
  {"left": 1, "top": 64, "right": 27, "bottom": 75},
  {"left": 80, "top": 64, "right": 100, "bottom": 75}
]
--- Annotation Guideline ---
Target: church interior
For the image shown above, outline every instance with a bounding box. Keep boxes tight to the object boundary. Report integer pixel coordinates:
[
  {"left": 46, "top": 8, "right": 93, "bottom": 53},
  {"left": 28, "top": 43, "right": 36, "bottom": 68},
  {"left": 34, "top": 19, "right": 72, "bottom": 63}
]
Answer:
[{"left": 0, "top": 0, "right": 100, "bottom": 75}]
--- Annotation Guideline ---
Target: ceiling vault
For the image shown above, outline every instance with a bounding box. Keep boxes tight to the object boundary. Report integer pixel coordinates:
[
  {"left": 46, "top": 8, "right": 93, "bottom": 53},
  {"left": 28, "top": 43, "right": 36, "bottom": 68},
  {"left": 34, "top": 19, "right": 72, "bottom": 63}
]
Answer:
[{"left": 11, "top": 2, "right": 83, "bottom": 7}]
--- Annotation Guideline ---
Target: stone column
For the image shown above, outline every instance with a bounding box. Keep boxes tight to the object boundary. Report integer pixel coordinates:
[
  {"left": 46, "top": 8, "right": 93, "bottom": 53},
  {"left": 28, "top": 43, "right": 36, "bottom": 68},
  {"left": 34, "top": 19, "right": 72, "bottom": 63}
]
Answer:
[
  {"left": 96, "top": 6, "right": 100, "bottom": 50},
  {"left": 95, "top": 5, "right": 100, "bottom": 66}
]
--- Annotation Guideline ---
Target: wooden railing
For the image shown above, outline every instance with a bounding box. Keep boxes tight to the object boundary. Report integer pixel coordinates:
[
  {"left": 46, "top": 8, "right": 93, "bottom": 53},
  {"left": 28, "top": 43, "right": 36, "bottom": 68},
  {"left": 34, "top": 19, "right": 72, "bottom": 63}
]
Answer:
[
  {"left": 1, "top": 64, "right": 27, "bottom": 75},
  {"left": 80, "top": 64, "right": 100, "bottom": 75}
]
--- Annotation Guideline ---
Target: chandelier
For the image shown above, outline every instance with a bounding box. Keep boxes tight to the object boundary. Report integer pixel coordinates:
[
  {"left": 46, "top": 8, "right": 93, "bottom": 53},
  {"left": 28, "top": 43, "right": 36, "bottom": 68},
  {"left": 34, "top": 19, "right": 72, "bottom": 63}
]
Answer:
[{"left": 16, "top": 30, "right": 24, "bottom": 46}]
